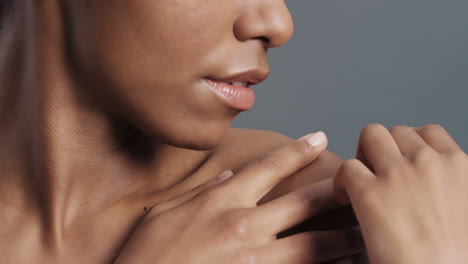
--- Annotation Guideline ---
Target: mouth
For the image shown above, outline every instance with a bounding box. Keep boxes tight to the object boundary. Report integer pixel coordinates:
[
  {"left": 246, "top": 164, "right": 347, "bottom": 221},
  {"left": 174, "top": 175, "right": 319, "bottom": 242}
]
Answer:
[
  {"left": 204, "top": 69, "right": 269, "bottom": 111},
  {"left": 218, "top": 81, "right": 251, "bottom": 87},
  {"left": 206, "top": 69, "right": 270, "bottom": 87}
]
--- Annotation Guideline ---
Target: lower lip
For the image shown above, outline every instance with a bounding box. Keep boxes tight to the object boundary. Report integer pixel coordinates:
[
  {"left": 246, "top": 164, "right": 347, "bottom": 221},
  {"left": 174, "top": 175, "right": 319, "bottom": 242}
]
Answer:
[{"left": 204, "top": 79, "right": 256, "bottom": 111}]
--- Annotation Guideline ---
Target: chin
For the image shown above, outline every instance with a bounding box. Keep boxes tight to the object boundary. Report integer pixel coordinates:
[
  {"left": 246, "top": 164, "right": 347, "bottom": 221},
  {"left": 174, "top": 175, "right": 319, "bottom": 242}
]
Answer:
[
  {"left": 144, "top": 118, "right": 234, "bottom": 151},
  {"left": 169, "top": 137, "right": 223, "bottom": 151},
  {"left": 170, "top": 126, "right": 230, "bottom": 151}
]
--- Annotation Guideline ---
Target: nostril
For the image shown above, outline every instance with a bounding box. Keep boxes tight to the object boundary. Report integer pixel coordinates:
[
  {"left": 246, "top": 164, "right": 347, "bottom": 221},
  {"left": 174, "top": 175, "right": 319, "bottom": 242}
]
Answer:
[{"left": 255, "top": 36, "right": 270, "bottom": 45}]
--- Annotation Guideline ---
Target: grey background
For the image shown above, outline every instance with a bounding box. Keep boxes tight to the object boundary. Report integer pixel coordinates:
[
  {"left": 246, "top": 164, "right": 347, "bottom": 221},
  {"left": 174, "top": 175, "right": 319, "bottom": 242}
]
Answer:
[{"left": 232, "top": 0, "right": 468, "bottom": 159}]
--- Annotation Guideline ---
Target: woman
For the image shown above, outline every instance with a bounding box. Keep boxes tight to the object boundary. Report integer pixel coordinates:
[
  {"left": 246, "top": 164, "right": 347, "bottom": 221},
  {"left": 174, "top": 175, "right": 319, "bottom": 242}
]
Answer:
[{"left": 0, "top": 0, "right": 466, "bottom": 263}]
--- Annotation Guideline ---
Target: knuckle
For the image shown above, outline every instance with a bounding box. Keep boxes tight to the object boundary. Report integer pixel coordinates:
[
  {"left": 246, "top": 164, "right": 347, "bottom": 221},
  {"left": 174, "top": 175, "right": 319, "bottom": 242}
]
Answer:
[
  {"left": 336, "top": 159, "right": 371, "bottom": 193},
  {"left": 220, "top": 210, "right": 251, "bottom": 237},
  {"left": 339, "top": 159, "right": 362, "bottom": 175},
  {"left": 291, "top": 139, "right": 313, "bottom": 157},
  {"left": 361, "top": 123, "right": 386, "bottom": 136},
  {"left": 389, "top": 125, "right": 409, "bottom": 134},
  {"left": 413, "top": 146, "right": 438, "bottom": 163},
  {"left": 256, "top": 153, "right": 283, "bottom": 171},
  {"left": 423, "top": 124, "right": 445, "bottom": 133},
  {"left": 294, "top": 187, "right": 317, "bottom": 206}
]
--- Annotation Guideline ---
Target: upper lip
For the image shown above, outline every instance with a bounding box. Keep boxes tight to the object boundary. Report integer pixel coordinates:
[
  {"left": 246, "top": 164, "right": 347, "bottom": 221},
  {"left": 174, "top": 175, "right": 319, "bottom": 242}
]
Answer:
[{"left": 206, "top": 69, "right": 270, "bottom": 86}]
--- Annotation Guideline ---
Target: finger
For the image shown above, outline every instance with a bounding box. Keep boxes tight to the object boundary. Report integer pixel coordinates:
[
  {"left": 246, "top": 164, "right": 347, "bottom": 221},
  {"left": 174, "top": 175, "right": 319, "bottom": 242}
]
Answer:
[
  {"left": 149, "top": 170, "right": 233, "bottom": 215},
  {"left": 258, "top": 150, "right": 344, "bottom": 206},
  {"left": 223, "top": 131, "right": 328, "bottom": 204},
  {"left": 258, "top": 228, "right": 364, "bottom": 264},
  {"left": 414, "top": 124, "right": 462, "bottom": 154},
  {"left": 390, "top": 125, "right": 428, "bottom": 158},
  {"left": 357, "top": 124, "right": 402, "bottom": 173},
  {"left": 356, "top": 145, "right": 373, "bottom": 173},
  {"left": 334, "top": 159, "right": 375, "bottom": 205},
  {"left": 253, "top": 179, "right": 339, "bottom": 235}
]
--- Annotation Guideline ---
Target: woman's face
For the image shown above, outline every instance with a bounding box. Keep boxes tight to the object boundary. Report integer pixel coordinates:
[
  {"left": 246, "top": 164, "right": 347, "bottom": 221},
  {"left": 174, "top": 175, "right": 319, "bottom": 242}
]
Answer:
[{"left": 63, "top": 0, "right": 294, "bottom": 149}]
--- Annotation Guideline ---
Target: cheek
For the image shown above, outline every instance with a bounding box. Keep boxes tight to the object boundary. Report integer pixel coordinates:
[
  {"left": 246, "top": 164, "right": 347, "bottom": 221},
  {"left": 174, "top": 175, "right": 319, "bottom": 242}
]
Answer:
[
  {"left": 64, "top": 0, "right": 239, "bottom": 146},
  {"left": 132, "top": 1, "right": 234, "bottom": 80},
  {"left": 68, "top": 0, "right": 234, "bottom": 91}
]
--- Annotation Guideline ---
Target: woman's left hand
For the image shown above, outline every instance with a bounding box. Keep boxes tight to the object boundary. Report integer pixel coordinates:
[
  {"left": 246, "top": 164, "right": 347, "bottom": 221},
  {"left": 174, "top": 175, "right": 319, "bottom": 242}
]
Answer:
[{"left": 334, "top": 124, "right": 468, "bottom": 264}]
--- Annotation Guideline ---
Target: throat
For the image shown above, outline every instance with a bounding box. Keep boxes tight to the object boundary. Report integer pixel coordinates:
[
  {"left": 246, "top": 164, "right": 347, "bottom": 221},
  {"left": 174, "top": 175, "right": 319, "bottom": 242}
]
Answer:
[
  {"left": 0, "top": 87, "right": 214, "bottom": 243},
  {"left": 0, "top": 98, "right": 150, "bottom": 238},
  {"left": 0, "top": 2, "right": 216, "bottom": 249}
]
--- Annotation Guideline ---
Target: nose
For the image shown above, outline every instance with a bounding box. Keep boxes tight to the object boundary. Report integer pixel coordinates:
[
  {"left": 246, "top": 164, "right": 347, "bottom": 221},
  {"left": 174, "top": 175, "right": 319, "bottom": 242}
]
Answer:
[{"left": 233, "top": 0, "right": 294, "bottom": 48}]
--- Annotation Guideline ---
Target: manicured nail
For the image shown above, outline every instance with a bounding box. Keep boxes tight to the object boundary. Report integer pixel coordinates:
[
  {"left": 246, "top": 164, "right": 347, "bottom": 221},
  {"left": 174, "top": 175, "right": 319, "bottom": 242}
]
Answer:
[
  {"left": 305, "top": 131, "right": 327, "bottom": 147},
  {"left": 217, "top": 170, "right": 234, "bottom": 180}
]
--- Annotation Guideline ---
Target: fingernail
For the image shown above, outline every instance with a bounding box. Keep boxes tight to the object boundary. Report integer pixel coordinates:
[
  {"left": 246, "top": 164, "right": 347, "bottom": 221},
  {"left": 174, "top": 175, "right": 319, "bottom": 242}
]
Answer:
[
  {"left": 217, "top": 170, "right": 234, "bottom": 180},
  {"left": 305, "top": 131, "right": 327, "bottom": 147}
]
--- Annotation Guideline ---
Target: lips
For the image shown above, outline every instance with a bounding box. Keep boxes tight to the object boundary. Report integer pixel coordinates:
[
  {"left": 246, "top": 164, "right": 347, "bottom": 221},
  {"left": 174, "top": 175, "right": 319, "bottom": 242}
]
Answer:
[
  {"left": 204, "top": 69, "right": 269, "bottom": 111},
  {"left": 222, "top": 81, "right": 250, "bottom": 87},
  {"left": 207, "top": 69, "right": 270, "bottom": 86},
  {"left": 204, "top": 78, "right": 256, "bottom": 111}
]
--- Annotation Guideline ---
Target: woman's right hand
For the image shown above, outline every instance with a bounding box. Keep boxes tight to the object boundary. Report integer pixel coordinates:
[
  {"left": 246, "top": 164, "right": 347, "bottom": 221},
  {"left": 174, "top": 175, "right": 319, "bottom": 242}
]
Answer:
[{"left": 114, "top": 132, "right": 363, "bottom": 264}]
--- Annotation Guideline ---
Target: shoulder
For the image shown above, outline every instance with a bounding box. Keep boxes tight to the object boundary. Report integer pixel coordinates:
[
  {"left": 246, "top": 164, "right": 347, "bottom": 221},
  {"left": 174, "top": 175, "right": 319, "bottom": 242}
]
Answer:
[
  {"left": 213, "top": 128, "right": 343, "bottom": 171},
  {"left": 214, "top": 128, "right": 294, "bottom": 168},
  {"left": 207, "top": 128, "right": 294, "bottom": 172},
  {"left": 208, "top": 128, "right": 344, "bottom": 201}
]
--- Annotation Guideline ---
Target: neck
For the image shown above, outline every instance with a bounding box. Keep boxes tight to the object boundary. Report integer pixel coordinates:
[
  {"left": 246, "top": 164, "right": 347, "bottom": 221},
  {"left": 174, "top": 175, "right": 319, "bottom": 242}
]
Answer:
[{"left": 0, "top": 0, "right": 211, "bottom": 243}]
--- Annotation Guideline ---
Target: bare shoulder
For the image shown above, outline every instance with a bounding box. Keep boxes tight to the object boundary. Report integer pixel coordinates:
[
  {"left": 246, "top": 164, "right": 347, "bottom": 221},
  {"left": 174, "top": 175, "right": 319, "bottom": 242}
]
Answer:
[
  {"left": 213, "top": 128, "right": 343, "bottom": 171},
  {"left": 213, "top": 128, "right": 295, "bottom": 171},
  {"left": 208, "top": 128, "right": 344, "bottom": 201}
]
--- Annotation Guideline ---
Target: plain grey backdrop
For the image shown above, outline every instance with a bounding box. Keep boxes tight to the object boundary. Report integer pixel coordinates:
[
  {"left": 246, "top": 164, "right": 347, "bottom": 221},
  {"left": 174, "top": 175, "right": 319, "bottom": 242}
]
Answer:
[{"left": 232, "top": 0, "right": 468, "bottom": 159}]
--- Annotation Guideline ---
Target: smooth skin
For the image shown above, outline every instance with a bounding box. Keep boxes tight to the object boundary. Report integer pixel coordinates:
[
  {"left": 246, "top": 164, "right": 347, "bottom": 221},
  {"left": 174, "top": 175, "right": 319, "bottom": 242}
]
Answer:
[
  {"left": 335, "top": 124, "right": 468, "bottom": 263},
  {"left": 1, "top": 0, "right": 466, "bottom": 263},
  {"left": 0, "top": 0, "right": 361, "bottom": 263},
  {"left": 115, "top": 132, "right": 363, "bottom": 264}
]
